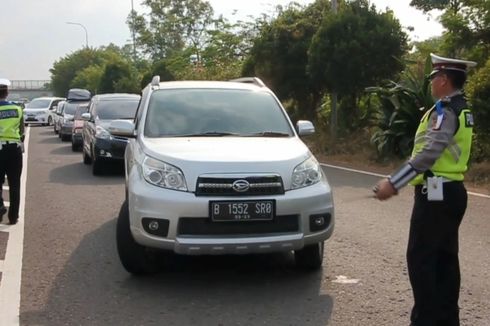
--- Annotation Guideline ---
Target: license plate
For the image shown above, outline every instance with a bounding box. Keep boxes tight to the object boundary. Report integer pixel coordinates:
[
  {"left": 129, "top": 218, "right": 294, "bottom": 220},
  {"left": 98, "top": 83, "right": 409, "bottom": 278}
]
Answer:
[{"left": 210, "top": 200, "right": 275, "bottom": 222}]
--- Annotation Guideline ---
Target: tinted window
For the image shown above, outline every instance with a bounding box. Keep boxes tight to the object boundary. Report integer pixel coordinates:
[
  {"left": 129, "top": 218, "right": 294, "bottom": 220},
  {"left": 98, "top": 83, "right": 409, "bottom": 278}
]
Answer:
[
  {"left": 74, "top": 105, "right": 89, "bottom": 119},
  {"left": 144, "top": 89, "right": 293, "bottom": 137},
  {"left": 64, "top": 102, "right": 86, "bottom": 115},
  {"left": 26, "top": 99, "right": 51, "bottom": 109},
  {"left": 95, "top": 99, "right": 139, "bottom": 120}
]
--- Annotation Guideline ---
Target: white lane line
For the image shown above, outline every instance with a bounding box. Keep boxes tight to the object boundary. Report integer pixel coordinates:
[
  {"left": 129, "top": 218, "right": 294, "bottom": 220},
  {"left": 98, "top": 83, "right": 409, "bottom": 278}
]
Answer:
[
  {"left": 321, "top": 163, "right": 490, "bottom": 199},
  {"left": 321, "top": 163, "right": 387, "bottom": 178},
  {"left": 4, "top": 202, "right": 9, "bottom": 208},
  {"left": 0, "top": 127, "right": 29, "bottom": 326},
  {"left": 2, "top": 186, "right": 8, "bottom": 191}
]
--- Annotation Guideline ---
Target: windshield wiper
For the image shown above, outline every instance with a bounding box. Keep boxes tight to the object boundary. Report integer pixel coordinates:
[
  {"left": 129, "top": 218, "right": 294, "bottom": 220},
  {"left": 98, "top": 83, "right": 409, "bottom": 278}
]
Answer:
[
  {"left": 245, "top": 131, "right": 291, "bottom": 137},
  {"left": 175, "top": 132, "right": 242, "bottom": 137}
]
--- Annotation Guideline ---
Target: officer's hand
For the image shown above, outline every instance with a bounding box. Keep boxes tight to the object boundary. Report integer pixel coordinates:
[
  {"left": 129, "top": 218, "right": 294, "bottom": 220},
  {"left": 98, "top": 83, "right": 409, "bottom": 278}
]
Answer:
[{"left": 373, "top": 178, "right": 397, "bottom": 201}]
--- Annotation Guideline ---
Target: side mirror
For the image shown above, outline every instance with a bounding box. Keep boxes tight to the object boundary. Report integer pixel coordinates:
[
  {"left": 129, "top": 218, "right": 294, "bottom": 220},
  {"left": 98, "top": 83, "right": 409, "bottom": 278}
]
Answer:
[
  {"left": 296, "top": 120, "right": 315, "bottom": 136},
  {"left": 51, "top": 106, "right": 57, "bottom": 111},
  {"left": 109, "top": 119, "right": 136, "bottom": 137},
  {"left": 81, "top": 113, "right": 91, "bottom": 121}
]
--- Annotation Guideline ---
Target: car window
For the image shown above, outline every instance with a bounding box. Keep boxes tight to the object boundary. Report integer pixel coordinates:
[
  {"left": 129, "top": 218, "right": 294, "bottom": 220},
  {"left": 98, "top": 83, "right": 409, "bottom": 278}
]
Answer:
[
  {"left": 95, "top": 99, "right": 139, "bottom": 120},
  {"left": 26, "top": 99, "right": 51, "bottom": 109},
  {"left": 50, "top": 100, "right": 61, "bottom": 109},
  {"left": 64, "top": 102, "right": 88, "bottom": 115},
  {"left": 144, "top": 89, "right": 294, "bottom": 137},
  {"left": 74, "top": 105, "right": 90, "bottom": 119}
]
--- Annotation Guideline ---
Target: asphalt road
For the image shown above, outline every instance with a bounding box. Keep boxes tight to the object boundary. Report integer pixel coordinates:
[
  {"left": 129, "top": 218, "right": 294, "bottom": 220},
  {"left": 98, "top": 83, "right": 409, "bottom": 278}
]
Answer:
[{"left": 18, "top": 126, "right": 490, "bottom": 326}]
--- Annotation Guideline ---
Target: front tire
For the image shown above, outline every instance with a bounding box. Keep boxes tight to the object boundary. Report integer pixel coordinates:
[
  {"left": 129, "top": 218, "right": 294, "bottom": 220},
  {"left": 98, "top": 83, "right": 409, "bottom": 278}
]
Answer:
[
  {"left": 295, "top": 241, "right": 325, "bottom": 270},
  {"left": 116, "top": 200, "right": 158, "bottom": 275},
  {"left": 48, "top": 116, "right": 53, "bottom": 126}
]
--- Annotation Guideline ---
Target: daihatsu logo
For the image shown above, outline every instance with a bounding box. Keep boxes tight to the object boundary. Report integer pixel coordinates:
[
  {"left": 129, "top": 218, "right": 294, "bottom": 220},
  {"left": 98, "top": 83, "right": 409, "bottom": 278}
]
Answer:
[{"left": 232, "top": 180, "right": 250, "bottom": 192}]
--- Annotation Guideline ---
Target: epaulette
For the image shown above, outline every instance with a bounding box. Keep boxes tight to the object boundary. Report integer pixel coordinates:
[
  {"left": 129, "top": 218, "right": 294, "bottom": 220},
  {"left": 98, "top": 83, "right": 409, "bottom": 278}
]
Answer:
[{"left": 444, "top": 94, "right": 467, "bottom": 116}]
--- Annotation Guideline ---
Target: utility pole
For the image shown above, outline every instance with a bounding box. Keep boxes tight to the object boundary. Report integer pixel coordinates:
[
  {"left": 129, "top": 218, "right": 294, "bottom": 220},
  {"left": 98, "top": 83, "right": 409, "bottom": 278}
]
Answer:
[
  {"left": 330, "top": 0, "right": 338, "bottom": 140},
  {"left": 131, "top": 0, "right": 137, "bottom": 60}
]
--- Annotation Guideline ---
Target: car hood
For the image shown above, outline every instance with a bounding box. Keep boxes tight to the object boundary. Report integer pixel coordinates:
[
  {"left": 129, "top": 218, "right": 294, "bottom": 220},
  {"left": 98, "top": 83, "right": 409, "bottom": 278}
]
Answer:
[
  {"left": 140, "top": 137, "right": 313, "bottom": 190},
  {"left": 24, "top": 108, "right": 48, "bottom": 113}
]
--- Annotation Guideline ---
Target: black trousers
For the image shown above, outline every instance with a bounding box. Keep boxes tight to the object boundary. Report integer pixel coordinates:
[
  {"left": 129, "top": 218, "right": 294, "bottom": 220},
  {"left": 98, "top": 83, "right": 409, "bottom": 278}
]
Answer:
[
  {"left": 0, "top": 144, "right": 23, "bottom": 221},
  {"left": 408, "top": 182, "right": 467, "bottom": 326}
]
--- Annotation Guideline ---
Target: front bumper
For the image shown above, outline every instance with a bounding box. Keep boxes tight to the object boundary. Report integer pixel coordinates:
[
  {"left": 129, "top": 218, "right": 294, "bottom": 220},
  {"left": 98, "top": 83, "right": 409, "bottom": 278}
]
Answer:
[
  {"left": 60, "top": 123, "right": 73, "bottom": 136},
  {"left": 93, "top": 137, "right": 129, "bottom": 161},
  {"left": 72, "top": 131, "right": 83, "bottom": 145},
  {"left": 128, "top": 171, "right": 334, "bottom": 255},
  {"left": 24, "top": 113, "right": 48, "bottom": 124}
]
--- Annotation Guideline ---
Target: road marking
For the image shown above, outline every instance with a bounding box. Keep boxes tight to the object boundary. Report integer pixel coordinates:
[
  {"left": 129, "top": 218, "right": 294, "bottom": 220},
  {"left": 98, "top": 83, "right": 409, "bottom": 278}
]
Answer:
[
  {"left": 332, "top": 275, "right": 361, "bottom": 284},
  {"left": 0, "top": 127, "right": 29, "bottom": 326},
  {"left": 4, "top": 202, "right": 9, "bottom": 208},
  {"left": 321, "top": 163, "right": 490, "bottom": 199},
  {"left": 2, "top": 186, "right": 8, "bottom": 191}
]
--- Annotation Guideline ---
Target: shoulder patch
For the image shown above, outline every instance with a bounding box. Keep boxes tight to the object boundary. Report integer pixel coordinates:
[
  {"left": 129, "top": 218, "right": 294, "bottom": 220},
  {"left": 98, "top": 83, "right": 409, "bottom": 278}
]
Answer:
[
  {"left": 464, "top": 112, "right": 474, "bottom": 127},
  {"left": 431, "top": 113, "right": 445, "bottom": 130}
]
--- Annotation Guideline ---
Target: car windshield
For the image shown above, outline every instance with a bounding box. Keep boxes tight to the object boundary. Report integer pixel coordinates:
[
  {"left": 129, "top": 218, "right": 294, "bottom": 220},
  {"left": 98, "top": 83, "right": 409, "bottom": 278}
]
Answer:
[
  {"left": 26, "top": 99, "right": 51, "bottom": 109},
  {"left": 96, "top": 99, "right": 139, "bottom": 120},
  {"left": 64, "top": 102, "right": 87, "bottom": 115},
  {"left": 144, "top": 89, "right": 294, "bottom": 137},
  {"left": 74, "top": 105, "right": 89, "bottom": 119}
]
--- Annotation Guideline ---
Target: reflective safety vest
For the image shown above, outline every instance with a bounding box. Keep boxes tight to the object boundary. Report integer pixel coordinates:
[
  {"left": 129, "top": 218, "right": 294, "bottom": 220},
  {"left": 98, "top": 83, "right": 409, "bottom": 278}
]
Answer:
[
  {"left": 0, "top": 103, "right": 23, "bottom": 142},
  {"left": 410, "top": 106, "right": 473, "bottom": 185}
]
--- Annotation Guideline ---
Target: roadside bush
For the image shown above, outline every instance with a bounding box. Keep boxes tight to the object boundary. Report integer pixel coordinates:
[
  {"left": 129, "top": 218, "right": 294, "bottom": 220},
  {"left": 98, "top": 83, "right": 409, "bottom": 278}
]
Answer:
[{"left": 466, "top": 57, "right": 490, "bottom": 161}]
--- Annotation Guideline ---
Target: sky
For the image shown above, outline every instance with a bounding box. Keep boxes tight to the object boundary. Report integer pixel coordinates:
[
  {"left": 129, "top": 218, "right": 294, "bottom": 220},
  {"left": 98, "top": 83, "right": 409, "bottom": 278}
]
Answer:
[{"left": 0, "top": 0, "right": 444, "bottom": 81}]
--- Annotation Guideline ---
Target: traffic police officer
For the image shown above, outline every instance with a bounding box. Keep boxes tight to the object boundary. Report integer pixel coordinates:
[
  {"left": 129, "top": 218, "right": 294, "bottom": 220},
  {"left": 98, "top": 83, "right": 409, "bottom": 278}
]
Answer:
[
  {"left": 373, "top": 54, "right": 477, "bottom": 326},
  {"left": 0, "top": 78, "right": 24, "bottom": 225}
]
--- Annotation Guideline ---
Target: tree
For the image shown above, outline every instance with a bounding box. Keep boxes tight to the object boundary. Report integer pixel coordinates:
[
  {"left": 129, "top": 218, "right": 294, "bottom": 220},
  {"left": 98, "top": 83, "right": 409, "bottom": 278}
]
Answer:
[
  {"left": 308, "top": 0, "right": 407, "bottom": 128},
  {"left": 50, "top": 46, "right": 142, "bottom": 96},
  {"left": 99, "top": 60, "right": 140, "bottom": 94},
  {"left": 128, "top": 0, "right": 214, "bottom": 59},
  {"left": 410, "top": 0, "right": 490, "bottom": 60},
  {"left": 466, "top": 57, "right": 490, "bottom": 161},
  {"left": 50, "top": 48, "right": 107, "bottom": 97},
  {"left": 243, "top": 0, "right": 329, "bottom": 120},
  {"left": 309, "top": 0, "right": 407, "bottom": 97}
]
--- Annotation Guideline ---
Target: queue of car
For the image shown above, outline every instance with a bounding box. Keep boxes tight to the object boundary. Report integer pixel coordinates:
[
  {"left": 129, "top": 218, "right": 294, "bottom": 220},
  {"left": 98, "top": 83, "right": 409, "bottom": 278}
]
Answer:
[
  {"left": 27, "top": 88, "right": 141, "bottom": 176},
  {"left": 25, "top": 78, "right": 335, "bottom": 275}
]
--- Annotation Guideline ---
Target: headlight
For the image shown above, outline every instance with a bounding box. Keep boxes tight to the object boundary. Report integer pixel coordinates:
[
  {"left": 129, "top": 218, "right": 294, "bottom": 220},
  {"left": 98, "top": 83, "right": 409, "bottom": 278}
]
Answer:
[
  {"left": 291, "top": 156, "right": 322, "bottom": 189},
  {"left": 95, "top": 126, "right": 111, "bottom": 139},
  {"left": 142, "top": 156, "right": 187, "bottom": 191}
]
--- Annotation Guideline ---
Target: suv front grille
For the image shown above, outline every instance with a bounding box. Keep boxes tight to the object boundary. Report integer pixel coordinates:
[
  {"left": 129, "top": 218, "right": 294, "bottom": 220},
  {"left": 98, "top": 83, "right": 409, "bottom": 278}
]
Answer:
[
  {"left": 195, "top": 175, "right": 285, "bottom": 196},
  {"left": 178, "top": 215, "right": 299, "bottom": 236}
]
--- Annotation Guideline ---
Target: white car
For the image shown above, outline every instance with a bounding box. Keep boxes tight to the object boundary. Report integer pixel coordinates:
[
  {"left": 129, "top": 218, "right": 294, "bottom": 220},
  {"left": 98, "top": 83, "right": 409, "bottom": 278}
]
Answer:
[
  {"left": 24, "top": 97, "right": 65, "bottom": 126},
  {"left": 111, "top": 77, "right": 335, "bottom": 274}
]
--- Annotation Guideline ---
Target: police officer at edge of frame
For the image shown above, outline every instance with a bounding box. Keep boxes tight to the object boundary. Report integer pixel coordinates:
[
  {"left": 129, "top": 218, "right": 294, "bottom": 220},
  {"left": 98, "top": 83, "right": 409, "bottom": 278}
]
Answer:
[
  {"left": 0, "top": 78, "right": 25, "bottom": 225},
  {"left": 373, "top": 54, "right": 477, "bottom": 326}
]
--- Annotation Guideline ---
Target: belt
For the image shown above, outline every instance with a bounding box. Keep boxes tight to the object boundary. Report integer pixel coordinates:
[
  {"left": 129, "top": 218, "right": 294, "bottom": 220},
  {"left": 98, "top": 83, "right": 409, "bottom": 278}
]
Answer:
[{"left": 0, "top": 140, "right": 20, "bottom": 145}]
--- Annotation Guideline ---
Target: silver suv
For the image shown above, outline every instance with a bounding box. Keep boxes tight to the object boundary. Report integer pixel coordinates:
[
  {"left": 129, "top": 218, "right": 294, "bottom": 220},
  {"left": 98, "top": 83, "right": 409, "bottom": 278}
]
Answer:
[{"left": 111, "top": 77, "right": 334, "bottom": 274}]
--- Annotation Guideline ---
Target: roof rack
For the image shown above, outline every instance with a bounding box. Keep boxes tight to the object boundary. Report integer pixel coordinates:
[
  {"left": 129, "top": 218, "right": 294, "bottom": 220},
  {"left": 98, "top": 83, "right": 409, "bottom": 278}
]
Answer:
[{"left": 229, "top": 77, "right": 266, "bottom": 87}]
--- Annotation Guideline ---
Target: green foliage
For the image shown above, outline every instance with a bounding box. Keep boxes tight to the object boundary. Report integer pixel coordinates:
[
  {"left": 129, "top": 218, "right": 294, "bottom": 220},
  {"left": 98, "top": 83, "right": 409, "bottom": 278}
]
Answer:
[
  {"left": 368, "top": 57, "right": 434, "bottom": 158},
  {"left": 410, "top": 0, "right": 457, "bottom": 12},
  {"left": 50, "top": 46, "right": 142, "bottom": 96},
  {"left": 309, "top": 0, "right": 408, "bottom": 98},
  {"left": 466, "top": 57, "right": 490, "bottom": 160},
  {"left": 99, "top": 60, "right": 140, "bottom": 94},
  {"left": 128, "top": 0, "right": 214, "bottom": 59},
  {"left": 50, "top": 48, "right": 106, "bottom": 97},
  {"left": 243, "top": 0, "right": 329, "bottom": 120}
]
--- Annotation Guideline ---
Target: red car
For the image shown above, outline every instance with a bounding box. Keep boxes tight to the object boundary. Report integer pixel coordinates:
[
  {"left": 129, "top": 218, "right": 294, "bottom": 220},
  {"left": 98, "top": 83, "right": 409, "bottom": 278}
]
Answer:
[{"left": 71, "top": 104, "right": 89, "bottom": 151}]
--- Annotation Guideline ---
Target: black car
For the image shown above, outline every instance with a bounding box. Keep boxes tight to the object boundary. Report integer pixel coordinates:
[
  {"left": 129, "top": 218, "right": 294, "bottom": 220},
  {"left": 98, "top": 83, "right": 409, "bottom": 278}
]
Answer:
[{"left": 82, "top": 93, "right": 141, "bottom": 175}]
